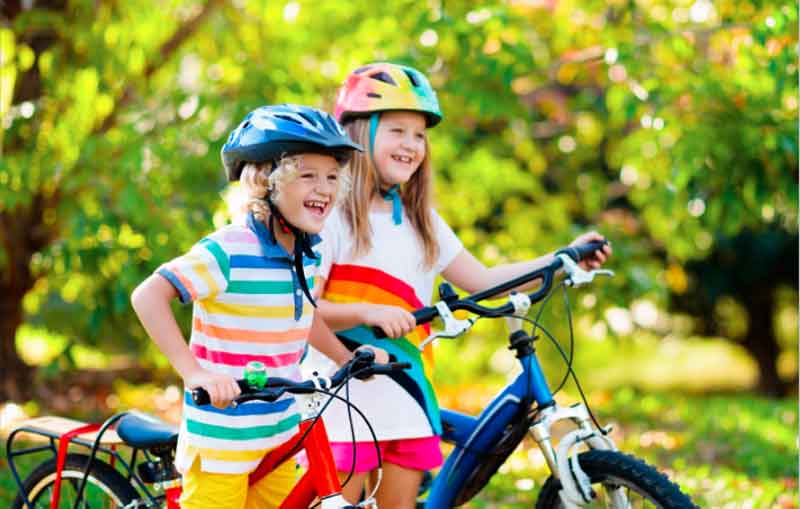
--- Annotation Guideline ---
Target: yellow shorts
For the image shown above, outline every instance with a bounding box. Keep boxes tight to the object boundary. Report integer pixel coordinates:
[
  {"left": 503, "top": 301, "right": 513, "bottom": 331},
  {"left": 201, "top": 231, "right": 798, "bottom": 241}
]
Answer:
[{"left": 179, "top": 455, "right": 296, "bottom": 509}]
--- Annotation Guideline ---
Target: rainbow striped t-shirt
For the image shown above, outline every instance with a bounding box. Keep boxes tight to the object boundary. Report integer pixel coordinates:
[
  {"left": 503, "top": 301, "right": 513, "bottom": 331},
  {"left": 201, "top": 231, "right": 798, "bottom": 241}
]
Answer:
[
  {"left": 304, "top": 207, "right": 463, "bottom": 442},
  {"left": 157, "top": 213, "right": 319, "bottom": 474}
]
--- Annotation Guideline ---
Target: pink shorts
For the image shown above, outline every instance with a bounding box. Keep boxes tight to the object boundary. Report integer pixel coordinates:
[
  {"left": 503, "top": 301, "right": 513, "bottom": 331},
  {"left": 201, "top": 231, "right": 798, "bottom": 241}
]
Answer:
[{"left": 329, "top": 436, "right": 443, "bottom": 473}]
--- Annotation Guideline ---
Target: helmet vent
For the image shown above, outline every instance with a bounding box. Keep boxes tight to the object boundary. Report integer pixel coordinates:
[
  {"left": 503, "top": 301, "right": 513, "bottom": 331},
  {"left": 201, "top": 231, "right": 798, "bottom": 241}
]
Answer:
[
  {"left": 354, "top": 65, "right": 374, "bottom": 74},
  {"left": 369, "top": 71, "right": 396, "bottom": 85},
  {"left": 296, "top": 112, "right": 318, "bottom": 126},
  {"left": 367, "top": 92, "right": 382, "bottom": 98},
  {"left": 274, "top": 114, "right": 302, "bottom": 125},
  {"left": 403, "top": 70, "right": 420, "bottom": 87}
]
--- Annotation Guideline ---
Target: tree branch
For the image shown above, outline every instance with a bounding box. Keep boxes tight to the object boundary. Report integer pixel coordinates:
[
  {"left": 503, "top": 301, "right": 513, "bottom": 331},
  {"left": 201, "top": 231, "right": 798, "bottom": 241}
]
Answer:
[{"left": 97, "top": 0, "right": 223, "bottom": 134}]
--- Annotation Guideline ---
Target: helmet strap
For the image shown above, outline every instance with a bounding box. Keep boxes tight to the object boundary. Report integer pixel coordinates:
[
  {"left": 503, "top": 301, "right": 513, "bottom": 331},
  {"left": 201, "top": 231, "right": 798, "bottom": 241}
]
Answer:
[
  {"left": 369, "top": 112, "right": 381, "bottom": 166},
  {"left": 370, "top": 113, "right": 404, "bottom": 225},
  {"left": 265, "top": 164, "right": 318, "bottom": 308},
  {"left": 380, "top": 184, "right": 403, "bottom": 225}
]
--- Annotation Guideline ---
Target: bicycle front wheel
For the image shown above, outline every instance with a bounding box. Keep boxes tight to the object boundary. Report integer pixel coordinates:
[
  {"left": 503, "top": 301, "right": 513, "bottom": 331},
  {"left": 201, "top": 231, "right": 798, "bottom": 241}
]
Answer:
[
  {"left": 535, "top": 450, "right": 697, "bottom": 509},
  {"left": 11, "top": 453, "right": 140, "bottom": 509}
]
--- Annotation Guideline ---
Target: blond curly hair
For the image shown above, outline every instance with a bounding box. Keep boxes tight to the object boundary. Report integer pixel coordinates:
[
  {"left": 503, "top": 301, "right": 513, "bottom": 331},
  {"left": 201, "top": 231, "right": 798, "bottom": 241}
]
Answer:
[{"left": 233, "top": 154, "right": 350, "bottom": 223}]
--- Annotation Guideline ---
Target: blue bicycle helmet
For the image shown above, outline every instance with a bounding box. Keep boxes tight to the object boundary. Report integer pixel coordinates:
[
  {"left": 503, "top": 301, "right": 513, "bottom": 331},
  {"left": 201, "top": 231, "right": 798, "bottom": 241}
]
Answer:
[{"left": 222, "top": 104, "right": 363, "bottom": 181}]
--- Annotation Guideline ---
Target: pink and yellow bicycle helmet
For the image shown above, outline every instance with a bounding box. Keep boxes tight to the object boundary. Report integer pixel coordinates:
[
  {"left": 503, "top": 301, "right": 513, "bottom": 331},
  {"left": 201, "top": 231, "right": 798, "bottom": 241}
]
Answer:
[{"left": 334, "top": 62, "right": 443, "bottom": 127}]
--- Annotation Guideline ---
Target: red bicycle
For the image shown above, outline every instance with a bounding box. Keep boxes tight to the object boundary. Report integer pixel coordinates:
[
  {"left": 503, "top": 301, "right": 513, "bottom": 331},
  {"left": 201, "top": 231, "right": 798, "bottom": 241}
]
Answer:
[{"left": 8, "top": 350, "right": 405, "bottom": 509}]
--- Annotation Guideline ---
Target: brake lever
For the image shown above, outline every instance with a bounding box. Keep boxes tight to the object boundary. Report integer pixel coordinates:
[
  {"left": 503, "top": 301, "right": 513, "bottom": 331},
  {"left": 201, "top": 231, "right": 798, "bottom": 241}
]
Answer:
[
  {"left": 418, "top": 301, "right": 476, "bottom": 351},
  {"left": 557, "top": 253, "right": 614, "bottom": 287}
]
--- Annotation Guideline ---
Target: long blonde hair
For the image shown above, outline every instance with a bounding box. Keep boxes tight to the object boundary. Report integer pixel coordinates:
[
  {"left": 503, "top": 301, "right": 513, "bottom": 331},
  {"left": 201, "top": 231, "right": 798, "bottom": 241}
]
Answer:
[{"left": 340, "top": 117, "right": 438, "bottom": 268}]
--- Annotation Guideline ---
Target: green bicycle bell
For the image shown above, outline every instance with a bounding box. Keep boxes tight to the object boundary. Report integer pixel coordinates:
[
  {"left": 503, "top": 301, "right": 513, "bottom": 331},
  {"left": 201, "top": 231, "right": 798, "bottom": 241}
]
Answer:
[{"left": 243, "top": 361, "right": 268, "bottom": 390}]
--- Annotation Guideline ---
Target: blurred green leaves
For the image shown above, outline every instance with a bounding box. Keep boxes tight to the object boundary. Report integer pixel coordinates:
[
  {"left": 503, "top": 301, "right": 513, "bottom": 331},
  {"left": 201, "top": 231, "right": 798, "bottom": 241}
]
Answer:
[{"left": 1, "top": 0, "right": 796, "bottom": 391}]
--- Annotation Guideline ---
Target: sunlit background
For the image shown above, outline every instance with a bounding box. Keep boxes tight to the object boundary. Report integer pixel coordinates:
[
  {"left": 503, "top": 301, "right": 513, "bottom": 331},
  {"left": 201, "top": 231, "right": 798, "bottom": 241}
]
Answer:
[{"left": 1, "top": 0, "right": 797, "bottom": 507}]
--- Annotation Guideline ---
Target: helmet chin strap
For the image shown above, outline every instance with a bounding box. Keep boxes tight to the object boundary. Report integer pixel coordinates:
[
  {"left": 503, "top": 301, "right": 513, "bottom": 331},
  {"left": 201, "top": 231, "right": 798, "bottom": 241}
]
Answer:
[
  {"left": 380, "top": 184, "right": 403, "bottom": 225},
  {"left": 266, "top": 198, "right": 318, "bottom": 307}
]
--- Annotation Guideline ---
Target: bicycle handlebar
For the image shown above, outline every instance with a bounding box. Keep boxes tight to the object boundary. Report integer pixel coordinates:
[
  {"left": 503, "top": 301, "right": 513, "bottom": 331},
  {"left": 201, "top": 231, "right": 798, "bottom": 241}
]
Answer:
[
  {"left": 191, "top": 350, "right": 411, "bottom": 406},
  {"left": 372, "top": 240, "right": 607, "bottom": 338}
]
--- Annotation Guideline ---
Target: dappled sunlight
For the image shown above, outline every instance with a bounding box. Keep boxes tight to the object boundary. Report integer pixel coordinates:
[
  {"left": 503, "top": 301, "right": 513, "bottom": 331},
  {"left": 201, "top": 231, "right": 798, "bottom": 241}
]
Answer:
[
  {"left": 0, "top": 0, "right": 796, "bottom": 507},
  {"left": 0, "top": 402, "right": 29, "bottom": 437},
  {"left": 14, "top": 326, "right": 69, "bottom": 366}
]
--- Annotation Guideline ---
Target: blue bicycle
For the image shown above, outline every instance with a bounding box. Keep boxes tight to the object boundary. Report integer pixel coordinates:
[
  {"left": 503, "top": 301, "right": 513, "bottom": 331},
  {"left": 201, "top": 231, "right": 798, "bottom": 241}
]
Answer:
[{"left": 401, "top": 242, "right": 697, "bottom": 508}]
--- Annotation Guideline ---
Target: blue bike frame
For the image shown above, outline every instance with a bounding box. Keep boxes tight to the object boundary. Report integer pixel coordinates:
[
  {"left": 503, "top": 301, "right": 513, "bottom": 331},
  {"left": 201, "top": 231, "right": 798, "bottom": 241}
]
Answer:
[{"left": 424, "top": 351, "right": 553, "bottom": 507}]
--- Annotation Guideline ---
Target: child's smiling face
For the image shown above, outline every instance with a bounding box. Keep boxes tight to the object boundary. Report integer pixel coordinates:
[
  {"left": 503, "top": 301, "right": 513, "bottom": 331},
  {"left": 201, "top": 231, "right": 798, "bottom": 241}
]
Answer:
[
  {"left": 275, "top": 153, "right": 341, "bottom": 234},
  {"left": 372, "top": 111, "right": 427, "bottom": 187}
]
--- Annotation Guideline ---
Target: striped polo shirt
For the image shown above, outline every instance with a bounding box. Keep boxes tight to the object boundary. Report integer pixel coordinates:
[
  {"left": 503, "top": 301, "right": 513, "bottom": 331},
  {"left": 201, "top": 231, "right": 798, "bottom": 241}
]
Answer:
[{"left": 157, "top": 212, "right": 320, "bottom": 474}]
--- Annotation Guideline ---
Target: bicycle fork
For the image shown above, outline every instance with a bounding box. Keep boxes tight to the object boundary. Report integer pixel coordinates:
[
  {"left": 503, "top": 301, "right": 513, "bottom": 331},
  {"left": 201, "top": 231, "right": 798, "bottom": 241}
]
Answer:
[
  {"left": 505, "top": 290, "right": 628, "bottom": 508},
  {"left": 528, "top": 404, "right": 631, "bottom": 509}
]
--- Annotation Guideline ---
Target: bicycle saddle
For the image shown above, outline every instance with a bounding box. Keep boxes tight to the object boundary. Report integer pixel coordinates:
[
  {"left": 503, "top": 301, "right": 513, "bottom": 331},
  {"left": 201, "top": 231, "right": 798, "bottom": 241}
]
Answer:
[{"left": 117, "top": 411, "right": 178, "bottom": 448}]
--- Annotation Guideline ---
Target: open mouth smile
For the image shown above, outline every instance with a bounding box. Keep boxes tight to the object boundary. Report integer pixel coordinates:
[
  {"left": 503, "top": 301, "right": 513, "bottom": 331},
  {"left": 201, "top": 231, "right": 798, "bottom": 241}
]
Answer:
[
  {"left": 391, "top": 154, "right": 414, "bottom": 164},
  {"left": 304, "top": 200, "right": 328, "bottom": 216}
]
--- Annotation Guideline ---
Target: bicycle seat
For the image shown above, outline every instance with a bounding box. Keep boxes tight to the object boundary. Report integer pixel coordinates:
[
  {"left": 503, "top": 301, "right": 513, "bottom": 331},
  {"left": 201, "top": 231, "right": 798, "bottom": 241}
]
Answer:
[{"left": 117, "top": 412, "right": 178, "bottom": 448}]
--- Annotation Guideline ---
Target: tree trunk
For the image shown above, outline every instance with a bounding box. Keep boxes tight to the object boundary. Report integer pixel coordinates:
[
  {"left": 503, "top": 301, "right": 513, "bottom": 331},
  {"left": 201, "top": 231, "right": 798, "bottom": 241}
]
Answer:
[
  {"left": 0, "top": 197, "right": 51, "bottom": 402},
  {"left": 0, "top": 1, "right": 222, "bottom": 403},
  {"left": 0, "top": 205, "right": 39, "bottom": 401},
  {"left": 0, "top": 284, "right": 34, "bottom": 401},
  {"left": 740, "top": 288, "right": 788, "bottom": 397}
]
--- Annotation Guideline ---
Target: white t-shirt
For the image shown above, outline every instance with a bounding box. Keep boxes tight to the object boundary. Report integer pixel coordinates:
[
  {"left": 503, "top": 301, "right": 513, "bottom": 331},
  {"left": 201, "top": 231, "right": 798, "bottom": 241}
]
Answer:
[{"left": 303, "top": 207, "right": 463, "bottom": 441}]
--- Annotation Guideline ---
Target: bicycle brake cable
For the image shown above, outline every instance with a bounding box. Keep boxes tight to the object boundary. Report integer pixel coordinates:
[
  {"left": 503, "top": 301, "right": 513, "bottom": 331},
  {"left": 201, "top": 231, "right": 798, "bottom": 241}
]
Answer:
[
  {"left": 522, "top": 280, "right": 577, "bottom": 399},
  {"left": 266, "top": 364, "right": 383, "bottom": 487},
  {"left": 339, "top": 360, "right": 359, "bottom": 492},
  {"left": 306, "top": 378, "right": 382, "bottom": 508},
  {"left": 517, "top": 313, "right": 608, "bottom": 435}
]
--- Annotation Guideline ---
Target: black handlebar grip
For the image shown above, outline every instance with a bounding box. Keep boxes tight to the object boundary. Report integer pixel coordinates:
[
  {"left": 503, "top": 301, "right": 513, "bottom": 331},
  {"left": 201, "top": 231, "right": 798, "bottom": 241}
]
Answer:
[
  {"left": 191, "top": 387, "right": 211, "bottom": 406},
  {"left": 555, "top": 240, "right": 608, "bottom": 263},
  {"left": 192, "top": 380, "right": 251, "bottom": 406},
  {"left": 353, "top": 348, "right": 375, "bottom": 362}
]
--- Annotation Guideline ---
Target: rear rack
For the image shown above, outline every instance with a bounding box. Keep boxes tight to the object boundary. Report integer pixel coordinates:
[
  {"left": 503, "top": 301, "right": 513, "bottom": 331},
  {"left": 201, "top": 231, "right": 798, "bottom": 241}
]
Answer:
[{"left": 6, "top": 412, "right": 160, "bottom": 509}]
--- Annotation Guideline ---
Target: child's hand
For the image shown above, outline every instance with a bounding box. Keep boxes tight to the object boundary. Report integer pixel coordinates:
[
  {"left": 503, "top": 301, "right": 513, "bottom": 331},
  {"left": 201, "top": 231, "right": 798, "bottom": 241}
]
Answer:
[
  {"left": 185, "top": 368, "right": 241, "bottom": 409},
  {"left": 569, "top": 231, "right": 612, "bottom": 270},
  {"left": 364, "top": 304, "right": 417, "bottom": 339}
]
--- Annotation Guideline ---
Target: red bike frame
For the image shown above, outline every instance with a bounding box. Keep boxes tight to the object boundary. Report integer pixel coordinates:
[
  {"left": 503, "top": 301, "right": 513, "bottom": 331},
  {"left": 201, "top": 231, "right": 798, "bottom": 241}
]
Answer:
[
  {"left": 32, "top": 416, "right": 343, "bottom": 509},
  {"left": 163, "top": 418, "right": 342, "bottom": 509}
]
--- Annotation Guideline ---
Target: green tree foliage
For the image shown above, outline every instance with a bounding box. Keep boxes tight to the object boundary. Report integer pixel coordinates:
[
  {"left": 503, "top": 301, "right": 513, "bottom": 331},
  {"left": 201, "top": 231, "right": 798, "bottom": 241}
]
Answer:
[{"left": 0, "top": 0, "right": 796, "bottom": 399}]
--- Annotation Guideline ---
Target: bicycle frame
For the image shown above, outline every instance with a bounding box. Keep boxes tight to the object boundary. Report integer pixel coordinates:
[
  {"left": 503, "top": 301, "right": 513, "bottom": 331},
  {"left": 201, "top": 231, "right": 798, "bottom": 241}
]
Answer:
[
  {"left": 8, "top": 416, "right": 350, "bottom": 509},
  {"left": 157, "top": 417, "right": 349, "bottom": 509},
  {"left": 420, "top": 253, "right": 618, "bottom": 508},
  {"left": 423, "top": 330, "right": 617, "bottom": 508},
  {"left": 423, "top": 341, "right": 552, "bottom": 507},
  {"left": 246, "top": 418, "right": 349, "bottom": 509}
]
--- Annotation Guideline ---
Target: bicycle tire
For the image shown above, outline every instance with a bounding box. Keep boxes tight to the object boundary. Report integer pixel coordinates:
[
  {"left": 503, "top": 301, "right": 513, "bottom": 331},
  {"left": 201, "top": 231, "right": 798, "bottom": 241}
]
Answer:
[
  {"left": 535, "top": 450, "right": 697, "bottom": 509},
  {"left": 11, "top": 453, "right": 141, "bottom": 509}
]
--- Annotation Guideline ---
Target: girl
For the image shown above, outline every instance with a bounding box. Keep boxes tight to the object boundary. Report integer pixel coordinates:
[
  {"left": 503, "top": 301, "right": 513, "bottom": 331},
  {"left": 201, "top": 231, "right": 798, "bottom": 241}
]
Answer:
[
  {"left": 307, "top": 64, "right": 612, "bottom": 507},
  {"left": 131, "top": 104, "right": 386, "bottom": 509}
]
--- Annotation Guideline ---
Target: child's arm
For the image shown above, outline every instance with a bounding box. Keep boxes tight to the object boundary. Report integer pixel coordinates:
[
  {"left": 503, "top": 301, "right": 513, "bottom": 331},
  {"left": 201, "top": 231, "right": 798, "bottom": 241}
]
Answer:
[
  {"left": 308, "top": 310, "right": 389, "bottom": 364},
  {"left": 315, "top": 277, "right": 416, "bottom": 339},
  {"left": 442, "top": 231, "right": 612, "bottom": 295},
  {"left": 131, "top": 274, "right": 240, "bottom": 408}
]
